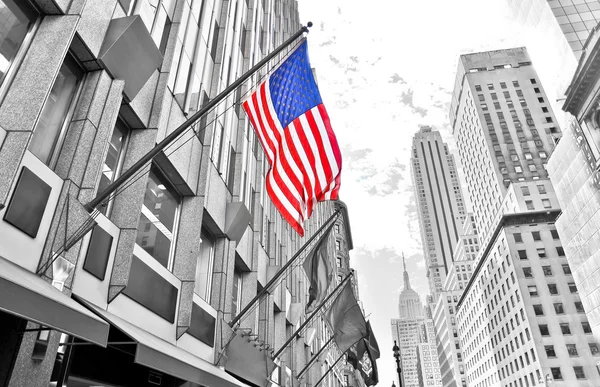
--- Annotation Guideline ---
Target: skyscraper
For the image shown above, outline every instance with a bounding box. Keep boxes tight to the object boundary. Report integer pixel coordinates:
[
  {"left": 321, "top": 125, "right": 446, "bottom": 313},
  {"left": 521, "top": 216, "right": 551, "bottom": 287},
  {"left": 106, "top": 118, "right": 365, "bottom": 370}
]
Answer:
[
  {"left": 450, "top": 47, "right": 561, "bottom": 242},
  {"left": 392, "top": 259, "right": 443, "bottom": 387},
  {"left": 450, "top": 48, "right": 600, "bottom": 387},
  {"left": 411, "top": 126, "right": 467, "bottom": 300},
  {"left": 506, "top": 0, "right": 600, "bottom": 60},
  {"left": 433, "top": 215, "right": 478, "bottom": 387}
]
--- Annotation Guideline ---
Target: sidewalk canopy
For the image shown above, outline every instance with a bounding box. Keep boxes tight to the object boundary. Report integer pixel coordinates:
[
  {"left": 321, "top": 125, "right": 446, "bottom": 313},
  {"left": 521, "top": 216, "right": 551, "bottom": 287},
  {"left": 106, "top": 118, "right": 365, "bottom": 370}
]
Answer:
[
  {"left": 80, "top": 300, "right": 248, "bottom": 387},
  {"left": 0, "top": 257, "right": 109, "bottom": 346}
]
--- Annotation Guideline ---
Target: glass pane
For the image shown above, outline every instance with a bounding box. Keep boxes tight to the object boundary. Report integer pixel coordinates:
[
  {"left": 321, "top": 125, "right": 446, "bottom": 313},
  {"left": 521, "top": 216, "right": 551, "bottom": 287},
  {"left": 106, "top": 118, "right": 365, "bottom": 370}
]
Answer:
[
  {"left": 195, "top": 229, "right": 214, "bottom": 300},
  {"left": 29, "top": 56, "right": 82, "bottom": 164},
  {"left": 98, "top": 120, "right": 128, "bottom": 214},
  {"left": 0, "top": 0, "right": 36, "bottom": 84},
  {"left": 136, "top": 168, "right": 180, "bottom": 268}
]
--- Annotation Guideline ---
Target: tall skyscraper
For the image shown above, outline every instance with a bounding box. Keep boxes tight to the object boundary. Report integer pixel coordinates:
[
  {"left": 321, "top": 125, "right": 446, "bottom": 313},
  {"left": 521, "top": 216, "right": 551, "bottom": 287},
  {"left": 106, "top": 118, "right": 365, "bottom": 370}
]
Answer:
[
  {"left": 433, "top": 215, "right": 478, "bottom": 387},
  {"left": 449, "top": 47, "right": 561, "bottom": 242},
  {"left": 392, "top": 260, "right": 443, "bottom": 387},
  {"left": 450, "top": 48, "right": 600, "bottom": 387},
  {"left": 548, "top": 25, "right": 600, "bottom": 343},
  {"left": 411, "top": 126, "right": 467, "bottom": 300},
  {"left": 506, "top": 0, "right": 600, "bottom": 60},
  {"left": 503, "top": 0, "right": 581, "bottom": 123}
]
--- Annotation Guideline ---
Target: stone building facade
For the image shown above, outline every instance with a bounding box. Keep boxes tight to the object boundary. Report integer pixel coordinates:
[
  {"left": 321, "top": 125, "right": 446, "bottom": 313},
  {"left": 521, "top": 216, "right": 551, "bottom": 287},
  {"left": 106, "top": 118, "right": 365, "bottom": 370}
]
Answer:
[{"left": 0, "top": 1, "right": 361, "bottom": 387}]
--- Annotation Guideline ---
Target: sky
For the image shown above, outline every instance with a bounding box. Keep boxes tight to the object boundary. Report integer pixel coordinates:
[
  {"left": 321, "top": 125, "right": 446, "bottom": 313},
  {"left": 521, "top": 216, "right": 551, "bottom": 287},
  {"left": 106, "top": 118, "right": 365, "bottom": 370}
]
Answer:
[{"left": 296, "top": 0, "right": 573, "bottom": 385}]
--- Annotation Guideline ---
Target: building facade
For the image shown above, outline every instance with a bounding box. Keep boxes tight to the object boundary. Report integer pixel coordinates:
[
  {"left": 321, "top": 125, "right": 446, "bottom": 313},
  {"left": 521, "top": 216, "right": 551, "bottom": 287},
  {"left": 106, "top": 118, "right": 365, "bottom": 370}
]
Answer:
[
  {"left": 392, "top": 261, "right": 443, "bottom": 387},
  {"left": 450, "top": 47, "right": 561, "bottom": 243},
  {"left": 411, "top": 126, "right": 467, "bottom": 300},
  {"left": 0, "top": 1, "right": 364, "bottom": 387},
  {"left": 548, "top": 23, "right": 600, "bottom": 346},
  {"left": 433, "top": 215, "right": 478, "bottom": 387},
  {"left": 451, "top": 48, "right": 600, "bottom": 386}
]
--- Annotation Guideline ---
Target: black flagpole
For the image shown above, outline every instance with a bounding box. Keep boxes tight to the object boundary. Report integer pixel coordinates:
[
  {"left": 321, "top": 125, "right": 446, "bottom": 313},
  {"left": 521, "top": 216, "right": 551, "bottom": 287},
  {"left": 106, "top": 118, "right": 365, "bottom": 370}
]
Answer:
[
  {"left": 230, "top": 210, "right": 340, "bottom": 327},
  {"left": 314, "top": 351, "right": 345, "bottom": 387},
  {"left": 272, "top": 269, "right": 354, "bottom": 359},
  {"left": 85, "top": 22, "right": 312, "bottom": 212},
  {"left": 297, "top": 336, "right": 334, "bottom": 379}
]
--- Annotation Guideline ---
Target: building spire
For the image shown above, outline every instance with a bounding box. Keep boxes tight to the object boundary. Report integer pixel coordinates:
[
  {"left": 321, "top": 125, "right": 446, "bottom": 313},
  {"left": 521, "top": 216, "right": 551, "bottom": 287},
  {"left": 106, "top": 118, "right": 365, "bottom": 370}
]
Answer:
[{"left": 403, "top": 252, "right": 411, "bottom": 290}]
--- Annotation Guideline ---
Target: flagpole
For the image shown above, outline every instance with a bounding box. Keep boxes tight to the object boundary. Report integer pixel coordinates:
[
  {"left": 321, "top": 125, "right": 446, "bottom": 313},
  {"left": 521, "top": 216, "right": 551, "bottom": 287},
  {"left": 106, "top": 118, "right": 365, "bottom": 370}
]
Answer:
[
  {"left": 85, "top": 22, "right": 312, "bottom": 212},
  {"left": 230, "top": 209, "right": 340, "bottom": 328},
  {"left": 313, "top": 351, "right": 345, "bottom": 387},
  {"left": 272, "top": 269, "right": 354, "bottom": 359},
  {"left": 297, "top": 336, "right": 334, "bottom": 379}
]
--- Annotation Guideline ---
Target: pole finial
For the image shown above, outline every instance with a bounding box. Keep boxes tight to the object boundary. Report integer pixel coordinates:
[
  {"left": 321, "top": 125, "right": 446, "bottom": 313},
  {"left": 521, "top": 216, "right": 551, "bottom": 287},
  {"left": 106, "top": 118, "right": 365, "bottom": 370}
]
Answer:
[{"left": 307, "top": 21, "right": 313, "bottom": 28}]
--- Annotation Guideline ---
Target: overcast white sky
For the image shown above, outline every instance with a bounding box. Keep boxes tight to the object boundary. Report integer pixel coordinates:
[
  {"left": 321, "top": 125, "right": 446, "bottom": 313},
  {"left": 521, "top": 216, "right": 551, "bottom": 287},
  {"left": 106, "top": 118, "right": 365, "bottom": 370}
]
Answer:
[{"left": 296, "top": 0, "right": 573, "bottom": 385}]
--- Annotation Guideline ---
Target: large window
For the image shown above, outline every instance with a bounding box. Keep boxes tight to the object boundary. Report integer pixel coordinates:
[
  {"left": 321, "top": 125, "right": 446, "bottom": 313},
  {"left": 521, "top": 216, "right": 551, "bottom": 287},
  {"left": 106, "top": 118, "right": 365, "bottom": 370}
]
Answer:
[
  {"left": 231, "top": 267, "right": 242, "bottom": 317},
  {"left": 29, "top": 54, "right": 83, "bottom": 165},
  {"left": 98, "top": 119, "right": 129, "bottom": 215},
  {"left": 0, "top": 1, "right": 37, "bottom": 89},
  {"left": 136, "top": 167, "right": 181, "bottom": 269},
  {"left": 195, "top": 227, "right": 215, "bottom": 301}
]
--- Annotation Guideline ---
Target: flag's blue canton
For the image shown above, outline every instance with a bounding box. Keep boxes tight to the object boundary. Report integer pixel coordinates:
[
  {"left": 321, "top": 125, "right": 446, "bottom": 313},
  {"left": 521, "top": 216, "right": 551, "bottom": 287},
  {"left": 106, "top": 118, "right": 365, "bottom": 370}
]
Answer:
[{"left": 269, "top": 41, "right": 323, "bottom": 129}]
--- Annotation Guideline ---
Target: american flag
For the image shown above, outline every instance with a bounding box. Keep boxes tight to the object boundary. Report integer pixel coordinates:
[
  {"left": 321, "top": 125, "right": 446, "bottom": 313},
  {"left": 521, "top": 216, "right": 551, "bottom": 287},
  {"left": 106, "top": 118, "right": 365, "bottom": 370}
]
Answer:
[{"left": 242, "top": 40, "right": 342, "bottom": 236}]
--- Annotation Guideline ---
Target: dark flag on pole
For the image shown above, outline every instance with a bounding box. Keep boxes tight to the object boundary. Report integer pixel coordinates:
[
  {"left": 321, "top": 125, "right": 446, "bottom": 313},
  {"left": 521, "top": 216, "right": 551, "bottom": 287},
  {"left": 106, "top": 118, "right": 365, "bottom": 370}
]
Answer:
[
  {"left": 242, "top": 40, "right": 343, "bottom": 237},
  {"left": 303, "top": 227, "right": 333, "bottom": 313},
  {"left": 356, "top": 337, "right": 379, "bottom": 386},
  {"left": 325, "top": 281, "right": 367, "bottom": 353},
  {"left": 365, "top": 320, "right": 380, "bottom": 359}
]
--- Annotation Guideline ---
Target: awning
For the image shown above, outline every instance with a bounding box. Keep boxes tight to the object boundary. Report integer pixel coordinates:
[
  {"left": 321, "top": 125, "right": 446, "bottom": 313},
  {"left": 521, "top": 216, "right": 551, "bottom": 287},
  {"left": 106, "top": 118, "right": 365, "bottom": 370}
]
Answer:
[
  {"left": 0, "top": 257, "right": 109, "bottom": 346},
  {"left": 80, "top": 300, "right": 248, "bottom": 387}
]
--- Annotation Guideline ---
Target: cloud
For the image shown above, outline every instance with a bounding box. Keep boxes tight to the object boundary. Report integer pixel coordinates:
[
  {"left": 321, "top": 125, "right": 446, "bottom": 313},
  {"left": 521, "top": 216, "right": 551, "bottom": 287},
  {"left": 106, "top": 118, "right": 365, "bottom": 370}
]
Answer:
[
  {"left": 366, "top": 160, "right": 406, "bottom": 197},
  {"left": 400, "top": 89, "right": 428, "bottom": 117},
  {"left": 389, "top": 73, "right": 407, "bottom": 84},
  {"left": 329, "top": 55, "right": 340, "bottom": 65}
]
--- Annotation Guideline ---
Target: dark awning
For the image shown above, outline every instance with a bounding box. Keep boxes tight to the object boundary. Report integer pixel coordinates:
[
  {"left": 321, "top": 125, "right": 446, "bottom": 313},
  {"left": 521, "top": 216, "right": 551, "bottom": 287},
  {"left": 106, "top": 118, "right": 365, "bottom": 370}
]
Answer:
[
  {"left": 0, "top": 257, "right": 109, "bottom": 346},
  {"left": 80, "top": 300, "right": 248, "bottom": 387}
]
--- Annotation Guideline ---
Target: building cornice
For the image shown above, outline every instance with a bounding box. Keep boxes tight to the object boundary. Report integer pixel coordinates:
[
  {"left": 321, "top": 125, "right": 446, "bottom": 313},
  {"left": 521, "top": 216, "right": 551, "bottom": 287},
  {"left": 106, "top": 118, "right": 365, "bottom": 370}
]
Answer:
[{"left": 564, "top": 24, "right": 600, "bottom": 115}]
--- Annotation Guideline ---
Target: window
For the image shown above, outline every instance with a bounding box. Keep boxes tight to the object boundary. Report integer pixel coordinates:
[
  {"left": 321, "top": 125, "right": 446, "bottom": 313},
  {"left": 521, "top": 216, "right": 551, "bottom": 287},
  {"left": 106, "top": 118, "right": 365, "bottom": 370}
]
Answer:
[
  {"left": 523, "top": 267, "right": 533, "bottom": 278},
  {"left": 500, "top": 82, "right": 507, "bottom": 89},
  {"left": 582, "top": 322, "right": 592, "bottom": 333},
  {"left": 569, "top": 282, "right": 578, "bottom": 293},
  {"left": 567, "top": 344, "right": 578, "bottom": 356},
  {"left": 0, "top": 0, "right": 38, "bottom": 89},
  {"left": 537, "top": 184, "right": 546, "bottom": 194},
  {"left": 475, "top": 85, "right": 482, "bottom": 92},
  {"left": 557, "top": 247, "right": 565, "bottom": 256},
  {"left": 530, "top": 78, "right": 537, "bottom": 84},
  {"left": 542, "top": 199, "right": 551, "bottom": 209},
  {"left": 562, "top": 264, "right": 571, "bottom": 274},
  {"left": 525, "top": 200, "right": 534, "bottom": 210},
  {"left": 539, "top": 324, "right": 549, "bottom": 336},
  {"left": 528, "top": 285, "right": 538, "bottom": 296},
  {"left": 524, "top": 152, "right": 532, "bottom": 160},
  {"left": 231, "top": 267, "right": 242, "bottom": 316},
  {"left": 521, "top": 186, "right": 530, "bottom": 196},
  {"left": 336, "top": 256, "right": 342, "bottom": 267},
  {"left": 545, "top": 116, "right": 553, "bottom": 123},
  {"left": 573, "top": 366, "right": 585, "bottom": 379},
  {"left": 542, "top": 266, "right": 552, "bottom": 276},
  {"left": 195, "top": 227, "right": 215, "bottom": 301},
  {"left": 533, "top": 304, "right": 544, "bottom": 315},
  {"left": 548, "top": 283, "right": 558, "bottom": 295},
  {"left": 514, "top": 233, "right": 523, "bottom": 243},
  {"left": 487, "top": 83, "right": 494, "bottom": 90},
  {"left": 98, "top": 119, "right": 129, "bottom": 215},
  {"left": 560, "top": 323, "right": 571, "bottom": 335},
  {"left": 513, "top": 80, "right": 520, "bottom": 87},
  {"left": 575, "top": 302, "right": 585, "bottom": 313},
  {"left": 518, "top": 250, "right": 528, "bottom": 260},
  {"left": 551, "top": 229, "right": 559, "bottom": 239},
  {"left": 335, "top": 240, "right": 341, "bottom": 250},
  {"left": 29, "top": 54, "right": 84, "bottom": 165},
  {"left": 478, "top": 94, "right": 485, "bottom": 101},
  {"left": 590, "top": 343, "right": 599, "bottom": 354},
  {"left": 136, "top": 167, "right": 181, "bottom": 269},
  {"left": 550, "top": 368, "right": 562, "bottom": 380},
  {"left": 537, "top": 248, "right": 546, "bottom": 258},
  {"left": 539, "top": 151, "right": 547, "bottom": 158},
  {"left": 534, "top": 87, "right": 540, "bottom": 93},
  {"left": 545, "top": 345, "right": 556, "bottom": 357},
  {"left": 554, "top": 303, "right": 564, "bottom": 314},
  {"left": 532, "top": 231, "right": 541, "bottom": 241}
]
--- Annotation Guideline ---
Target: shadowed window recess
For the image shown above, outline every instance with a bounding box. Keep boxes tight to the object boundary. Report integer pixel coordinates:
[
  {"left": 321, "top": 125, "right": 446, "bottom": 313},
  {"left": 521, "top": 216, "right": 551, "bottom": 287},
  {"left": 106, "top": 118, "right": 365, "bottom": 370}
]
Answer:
[
  {"left": 28, "top": 54, "right": 84, "bottom": 166},
  {"left": 136, "top": 166, "right": 181, "bottom": 270}
]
